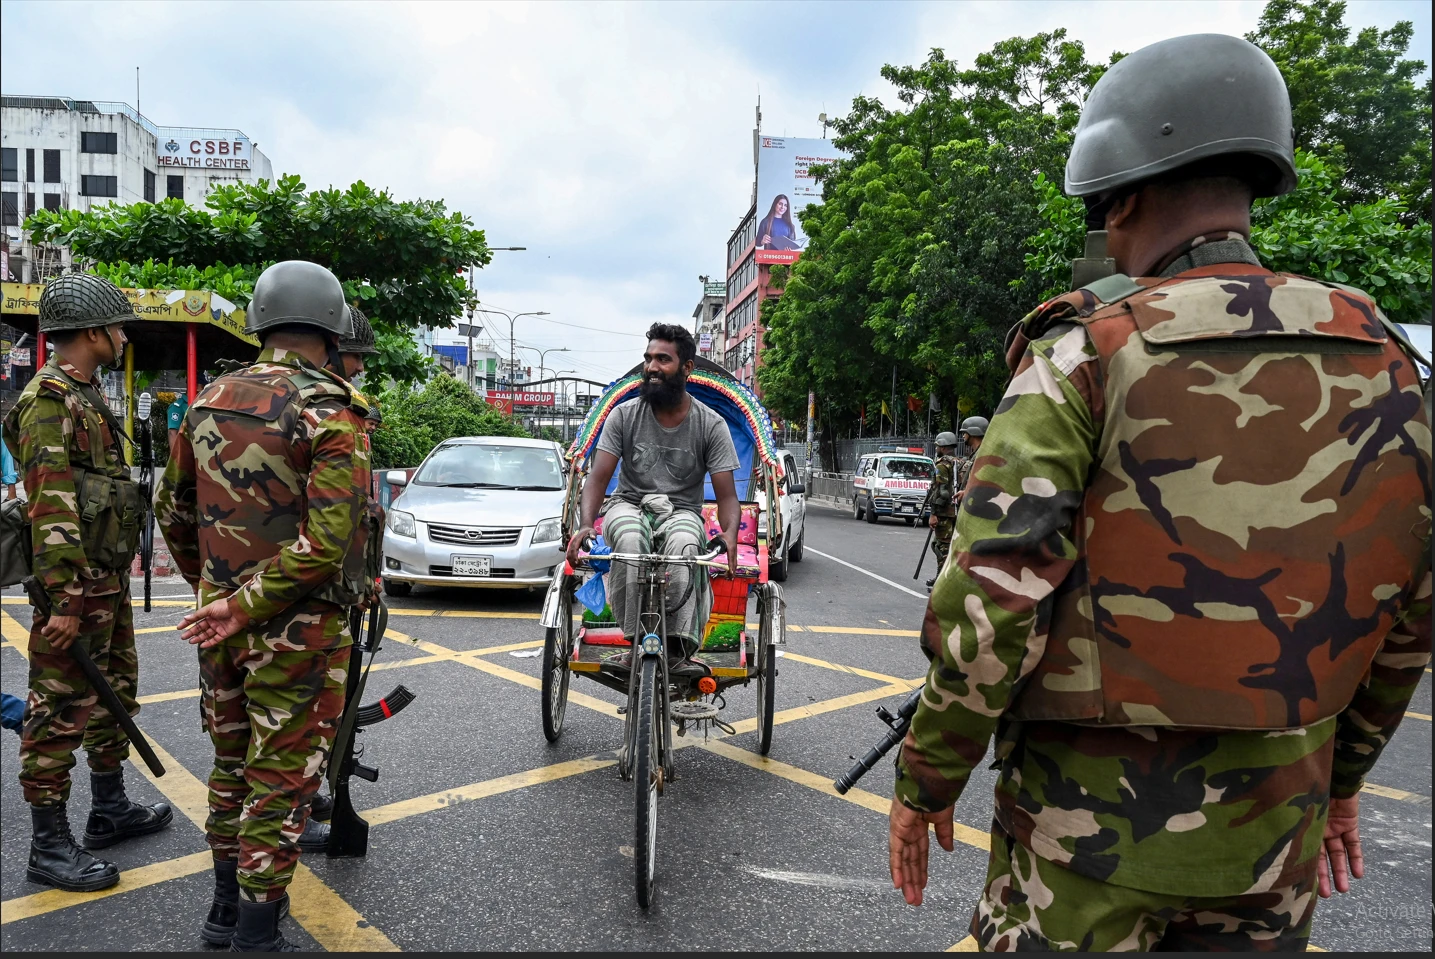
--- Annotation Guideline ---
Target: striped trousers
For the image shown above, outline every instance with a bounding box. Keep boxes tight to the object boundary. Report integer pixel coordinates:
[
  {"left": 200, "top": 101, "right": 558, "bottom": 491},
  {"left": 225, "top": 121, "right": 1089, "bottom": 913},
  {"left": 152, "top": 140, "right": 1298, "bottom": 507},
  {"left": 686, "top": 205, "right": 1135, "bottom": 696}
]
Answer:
[{"left": 601, "top": 496, "right": 711, "bottom": 651}]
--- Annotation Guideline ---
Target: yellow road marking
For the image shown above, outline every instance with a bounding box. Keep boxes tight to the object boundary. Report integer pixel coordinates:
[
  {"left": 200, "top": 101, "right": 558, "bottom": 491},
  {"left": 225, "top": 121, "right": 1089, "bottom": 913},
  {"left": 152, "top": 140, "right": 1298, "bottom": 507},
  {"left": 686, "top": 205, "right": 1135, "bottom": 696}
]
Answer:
[
  {"left": 780, "top": 650, "right": 913, "bottom": 686},
  {"left": 5, "top": 597, "right": 195, "bottom": 609},
  {"left": 364, "top": 757, "right": 615, "bottom": 827},
  {"left": 948, "top": 935, "right": 979, "bottom": 951},
  {"left": 385, "top": 607, "right": 539, "bottom": 620},
  {"left": 134, "top": 623, "right": 185, "bottom": 634},
  {"left": 699, "top": 740, "right": 990, "bottom": 851},
  {"left": 136, "top": 688, "right": 202, "bottom": 706},
  {"left": 1363, "top": 783, "right": 1431, "bottom": 805},
  {"left": 0, "top": 851, "right": 213, "bottom": 925},
  {"left": 1406, "top": 710, "right": 1431, "bottom": 721}
]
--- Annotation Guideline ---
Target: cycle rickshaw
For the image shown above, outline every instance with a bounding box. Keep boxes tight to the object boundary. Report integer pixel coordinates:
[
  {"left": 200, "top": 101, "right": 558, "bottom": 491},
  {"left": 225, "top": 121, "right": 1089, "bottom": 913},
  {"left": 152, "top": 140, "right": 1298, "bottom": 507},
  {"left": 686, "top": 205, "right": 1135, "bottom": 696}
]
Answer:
[{"left": 537, "top": 357, "right": 789, "bottom": 907}]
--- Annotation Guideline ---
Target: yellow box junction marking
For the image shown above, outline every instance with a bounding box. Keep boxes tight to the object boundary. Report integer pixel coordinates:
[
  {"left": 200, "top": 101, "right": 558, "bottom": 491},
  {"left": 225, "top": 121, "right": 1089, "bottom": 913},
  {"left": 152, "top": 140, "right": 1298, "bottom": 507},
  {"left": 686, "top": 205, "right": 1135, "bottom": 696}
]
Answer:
[{"left": 947, "top": 935, "right": 979, "bottom": 951}]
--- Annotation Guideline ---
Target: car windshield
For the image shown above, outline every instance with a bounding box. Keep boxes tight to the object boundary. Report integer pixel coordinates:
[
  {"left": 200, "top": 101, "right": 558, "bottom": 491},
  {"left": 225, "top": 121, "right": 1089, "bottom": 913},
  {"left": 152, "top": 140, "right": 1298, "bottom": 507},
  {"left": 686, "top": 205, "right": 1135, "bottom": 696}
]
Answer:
[
  {"left": 414, "top": 444, "right": 564, "bottom": 490},
  {"left": 879, "top": 458, "right": 933, "bottom": 479}
]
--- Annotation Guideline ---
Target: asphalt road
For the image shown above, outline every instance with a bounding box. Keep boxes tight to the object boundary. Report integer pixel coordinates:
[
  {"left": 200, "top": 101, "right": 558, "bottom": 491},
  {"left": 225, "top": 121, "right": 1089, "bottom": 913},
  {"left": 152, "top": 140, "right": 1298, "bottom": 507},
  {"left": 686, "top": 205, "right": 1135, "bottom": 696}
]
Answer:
[{"left": 0, "top": 504, "right": 1429, "bottom": 951}]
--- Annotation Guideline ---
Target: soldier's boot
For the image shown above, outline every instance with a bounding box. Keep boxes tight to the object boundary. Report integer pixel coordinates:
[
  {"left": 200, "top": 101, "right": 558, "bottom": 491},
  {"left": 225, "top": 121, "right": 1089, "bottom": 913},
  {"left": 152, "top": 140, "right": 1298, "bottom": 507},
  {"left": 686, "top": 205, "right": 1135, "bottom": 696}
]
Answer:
[
  {"left": 83, "top": 769, "right": 175, "bottom": 849},
  {"left": 26, "top": 804, "right": 121, "bottom": 892},
  {"left": 202, "top": 859, "right": 241, "bottom": 947},
  {"left": 309, "top": 792, "right": 333, "bottom": 823},
  {"left": 230, "top": 897, "right": 297, "bottom": 952},
  {"left": 297, "top": 818, "right": 330, "bottom": 852}
]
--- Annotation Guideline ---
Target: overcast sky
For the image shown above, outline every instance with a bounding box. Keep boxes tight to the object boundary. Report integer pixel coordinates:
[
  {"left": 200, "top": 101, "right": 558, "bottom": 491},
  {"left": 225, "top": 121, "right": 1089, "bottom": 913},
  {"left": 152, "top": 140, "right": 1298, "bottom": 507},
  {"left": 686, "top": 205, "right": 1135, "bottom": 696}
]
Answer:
[{"left": 2, "top": 0, "right": 1429, "bottom": 384}]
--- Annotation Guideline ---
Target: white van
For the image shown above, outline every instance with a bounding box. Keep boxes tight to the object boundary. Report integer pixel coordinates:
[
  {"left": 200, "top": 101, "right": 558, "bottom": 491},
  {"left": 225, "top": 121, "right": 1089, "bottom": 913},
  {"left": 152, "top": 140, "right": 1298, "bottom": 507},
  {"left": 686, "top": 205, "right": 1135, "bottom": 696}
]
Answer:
[{"left": 852, "top": 451, "right": 934, "bottom": 525}]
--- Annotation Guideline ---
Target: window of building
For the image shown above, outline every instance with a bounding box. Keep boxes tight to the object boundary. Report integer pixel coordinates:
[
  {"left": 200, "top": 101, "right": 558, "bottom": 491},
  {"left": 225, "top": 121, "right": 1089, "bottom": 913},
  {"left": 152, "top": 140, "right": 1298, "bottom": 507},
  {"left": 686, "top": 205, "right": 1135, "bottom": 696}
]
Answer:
[
  {"left": 727, "top": 252, "right": 757, "bottom": 302},
  {"left": 43, "top": 193, "right": 61, "bottom": 211},
  {"left": 727, "top": 213, "right": 757, "bottom": 267},
  {"left": 25, "top": 149, "right": 36, "bottom": 182},
  {"left": 167, "top": 175, "right": 184, "bottom": 200},
  {"left": 726, "top": 291, "right": 757, "bottom": 337},
  {"left": 80, "top": 174, "right": 118, "bottom": 197},
  {"left": 80, "top": 132, "right": 119, "bottom": 154},
  {"left": 1, "top": 192, "right": 18, "bottom": 227},
  {"left": 0, "top": 148, "right": 16, "bottom": 182},
  {"left": 26, "top": 192, "right": 36, "bottom": 216},
  {"left": 144, "top": 169, "right": 156, "bottom": 203},
  {"left": 43, "top": 149, "right": 61, "bottom": 183}
]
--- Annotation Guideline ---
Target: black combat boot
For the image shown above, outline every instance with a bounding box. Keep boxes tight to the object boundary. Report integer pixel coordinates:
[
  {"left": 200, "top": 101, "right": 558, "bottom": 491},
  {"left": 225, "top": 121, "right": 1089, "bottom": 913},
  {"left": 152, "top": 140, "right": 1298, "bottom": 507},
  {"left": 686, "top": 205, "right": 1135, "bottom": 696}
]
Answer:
[
  {"left": 202, "top": 859, "right": 240, "bottom": 947},
  {"left": 308, "top": 791, "right": 333, "bottom": 823},
  {"left": 27, "top": 804, "right": 121, "bottom": 892},
  {"left": 297, "top": 817, "right": 330, "bottom": 852},
  {"left": 83, "top": 769, "right": 175, "bottom": 848},
  {"left": 230, "top": 897, "right": 297, "bottom": 952}
]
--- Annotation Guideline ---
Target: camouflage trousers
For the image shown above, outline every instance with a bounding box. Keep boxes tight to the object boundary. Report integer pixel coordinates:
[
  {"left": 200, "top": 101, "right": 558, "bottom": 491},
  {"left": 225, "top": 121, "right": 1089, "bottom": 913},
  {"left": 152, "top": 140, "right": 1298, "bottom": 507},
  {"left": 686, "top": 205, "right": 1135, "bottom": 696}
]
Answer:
[
  {"left": 930, "top": 516, "right": 956, "bottom": 571},
  {"left": 199, "top": 643, "right": 350, "bottom": 902},
  {"left": 971, "top": 821, "right": 1316, "bottom": 951},
  {"left": 20, "top": 579, "right": 137, "bottom": 806}
]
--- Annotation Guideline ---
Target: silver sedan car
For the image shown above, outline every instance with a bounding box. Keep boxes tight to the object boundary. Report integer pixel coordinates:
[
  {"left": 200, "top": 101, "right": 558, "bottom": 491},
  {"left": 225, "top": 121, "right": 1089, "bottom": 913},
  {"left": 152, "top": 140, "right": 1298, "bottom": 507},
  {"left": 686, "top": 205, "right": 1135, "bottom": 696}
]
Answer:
[{"left": 381, "top": 436, "right": 568, "bottom": 594}]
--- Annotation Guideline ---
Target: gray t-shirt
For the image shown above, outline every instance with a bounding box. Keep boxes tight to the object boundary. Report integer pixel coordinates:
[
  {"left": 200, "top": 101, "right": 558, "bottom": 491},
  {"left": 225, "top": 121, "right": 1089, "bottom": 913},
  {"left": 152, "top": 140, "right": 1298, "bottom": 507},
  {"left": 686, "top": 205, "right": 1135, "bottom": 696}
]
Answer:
[{"left": 597, "top": 397, "right": 740, "bottom": 514}]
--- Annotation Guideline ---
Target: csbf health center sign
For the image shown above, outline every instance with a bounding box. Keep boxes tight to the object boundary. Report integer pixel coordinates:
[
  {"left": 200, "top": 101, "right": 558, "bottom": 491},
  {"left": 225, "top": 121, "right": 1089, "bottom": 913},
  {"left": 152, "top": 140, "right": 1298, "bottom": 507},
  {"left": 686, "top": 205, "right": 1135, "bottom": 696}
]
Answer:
[{"left": 754, "top": 136, "right": 847, "bottom": 265}]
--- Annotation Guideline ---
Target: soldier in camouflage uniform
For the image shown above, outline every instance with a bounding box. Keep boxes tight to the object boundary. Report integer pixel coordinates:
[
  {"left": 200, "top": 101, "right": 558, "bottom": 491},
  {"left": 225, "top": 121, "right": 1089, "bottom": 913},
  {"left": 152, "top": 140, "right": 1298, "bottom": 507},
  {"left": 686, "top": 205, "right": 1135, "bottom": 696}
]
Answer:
[
  {"left": 156, "top": 261, "right": 373, "bottom": 951},
  {"left": 888, "top": 34, "right": 1432, "bottom": 951},
  {"left": 952, "top": 416, "right": 986, "bottom": 497},
  {"left": 2, "top": 274, "right": 172, "bottom": 893},
  {"left": 298, "top": 303, "right": 383, "bottom": 852},
  {"left": 925, "top": 431, "right": 961, "bottom": 590}
]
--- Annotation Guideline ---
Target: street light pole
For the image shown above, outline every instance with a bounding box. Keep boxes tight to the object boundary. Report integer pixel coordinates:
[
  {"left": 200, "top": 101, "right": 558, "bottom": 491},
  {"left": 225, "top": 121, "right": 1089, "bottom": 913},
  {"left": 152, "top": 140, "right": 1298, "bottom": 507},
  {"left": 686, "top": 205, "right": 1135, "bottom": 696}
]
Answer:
[{"left": 476, "top": 308, "right": 549, "bottom": 395}]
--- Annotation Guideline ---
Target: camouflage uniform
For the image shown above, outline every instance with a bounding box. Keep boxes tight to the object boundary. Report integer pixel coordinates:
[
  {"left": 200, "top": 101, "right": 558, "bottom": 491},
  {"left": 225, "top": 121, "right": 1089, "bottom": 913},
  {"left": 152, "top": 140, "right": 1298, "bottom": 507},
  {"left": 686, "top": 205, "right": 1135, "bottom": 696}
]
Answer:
[
  {"left": 929, "top": 453, "right": 959, "bottom": 570},
  {"left": 2, "top": 357, "right": 140, "bottom": 805},
  {"left": 156, "top": 346, "right": 372, "bottom": 903},
  {"left": 897, "top": 239, "right": 1432, "bottom": 950}
]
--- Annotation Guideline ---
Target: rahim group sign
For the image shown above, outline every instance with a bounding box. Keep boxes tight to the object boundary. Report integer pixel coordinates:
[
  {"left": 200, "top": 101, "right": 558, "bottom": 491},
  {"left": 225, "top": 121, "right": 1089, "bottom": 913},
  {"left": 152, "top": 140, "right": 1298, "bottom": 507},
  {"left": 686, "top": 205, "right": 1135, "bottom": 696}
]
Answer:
[
  {"left": 487, "top": 390, "right": 556, "bottom": 408},
  {"left": 754, "top": 136, "right": 847, "bottom": 265}
]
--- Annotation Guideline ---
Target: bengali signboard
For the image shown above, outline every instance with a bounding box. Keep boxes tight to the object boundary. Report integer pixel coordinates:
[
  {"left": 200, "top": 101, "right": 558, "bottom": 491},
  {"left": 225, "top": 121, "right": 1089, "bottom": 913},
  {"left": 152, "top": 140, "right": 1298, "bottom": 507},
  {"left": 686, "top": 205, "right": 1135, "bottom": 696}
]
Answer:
[{"left": 1, "top": 283, "right": 257, "bottom": 345}]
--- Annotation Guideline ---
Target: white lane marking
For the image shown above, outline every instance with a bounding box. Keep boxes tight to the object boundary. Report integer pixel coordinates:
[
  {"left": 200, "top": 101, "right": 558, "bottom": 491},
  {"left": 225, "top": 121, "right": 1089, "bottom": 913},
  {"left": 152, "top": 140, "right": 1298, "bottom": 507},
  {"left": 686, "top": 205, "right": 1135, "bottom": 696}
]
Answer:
[
  {"left": 805, "top": 547, "right": 929, "bottom": 600},
  {"left": 741, "top": 866, "right": 890, "bottom": 892}
]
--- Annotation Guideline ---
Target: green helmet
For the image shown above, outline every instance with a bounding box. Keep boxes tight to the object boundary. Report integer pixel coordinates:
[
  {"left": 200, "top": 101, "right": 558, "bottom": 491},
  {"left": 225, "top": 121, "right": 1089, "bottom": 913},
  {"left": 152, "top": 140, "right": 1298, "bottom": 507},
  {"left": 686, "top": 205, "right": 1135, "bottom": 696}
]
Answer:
[
  {"left": 37, "top": 273, "right": 136, "bottom": 333},
  {"left": 246, "top": 260, "right": 351, "bottom": 338},
  {"left": 959, "top": 416, "right": 988, "bottom": 438},
  {"left": 340, "top": 305, "right": 379, "bottom": 355},
  {"left": 1065, "top": 34, "right": 1296, "bottom": 200},
  {"left": 935, "top": 431, "right": 959, "bottom": 448}
]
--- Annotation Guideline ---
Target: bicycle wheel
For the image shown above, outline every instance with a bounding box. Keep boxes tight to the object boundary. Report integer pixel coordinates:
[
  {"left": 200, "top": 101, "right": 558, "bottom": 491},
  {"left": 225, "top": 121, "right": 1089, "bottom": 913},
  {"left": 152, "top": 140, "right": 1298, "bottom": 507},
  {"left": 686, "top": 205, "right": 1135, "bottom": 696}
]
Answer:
[
  {"left": 755, "top": 644, "right": 776, "bottom": 755},
  {"left": 540, "top": 606, "right": 573, "bottom": 745},
  {"left": 633, "top": 655, "right": 660, "bottom": 908}
]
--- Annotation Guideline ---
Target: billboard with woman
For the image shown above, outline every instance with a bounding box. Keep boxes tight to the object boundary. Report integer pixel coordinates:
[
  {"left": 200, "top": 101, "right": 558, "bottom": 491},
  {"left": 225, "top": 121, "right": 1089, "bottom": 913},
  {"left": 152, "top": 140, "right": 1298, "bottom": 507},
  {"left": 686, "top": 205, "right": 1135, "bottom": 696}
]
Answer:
[{"left": 754, "top": 136, "right": 846, "bottom": 265}]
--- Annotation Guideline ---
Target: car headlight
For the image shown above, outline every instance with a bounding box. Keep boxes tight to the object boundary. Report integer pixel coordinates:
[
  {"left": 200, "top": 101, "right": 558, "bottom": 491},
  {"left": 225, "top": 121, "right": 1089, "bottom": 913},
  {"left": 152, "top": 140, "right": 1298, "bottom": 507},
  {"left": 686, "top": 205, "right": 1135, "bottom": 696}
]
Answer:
[
  {"left": 531, "top": 517, "right": 563, "bottom": 545},
  {"left": 387, "top": 509, "right": 416, "bottom": 538}
]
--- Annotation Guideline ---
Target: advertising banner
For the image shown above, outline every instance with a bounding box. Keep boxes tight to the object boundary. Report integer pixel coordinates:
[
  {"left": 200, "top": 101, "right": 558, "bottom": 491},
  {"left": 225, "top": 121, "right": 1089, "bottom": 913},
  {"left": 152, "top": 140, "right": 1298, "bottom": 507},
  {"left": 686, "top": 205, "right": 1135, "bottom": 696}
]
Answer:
[
  {"left": 754, "top": 136, "right": 847, "bottom": 265},
  {"left": 1, "top": 283, "right": 257, "bottom": 345},
  {"left": 487, "top": 390, "right": 555, "bottom": 407}
]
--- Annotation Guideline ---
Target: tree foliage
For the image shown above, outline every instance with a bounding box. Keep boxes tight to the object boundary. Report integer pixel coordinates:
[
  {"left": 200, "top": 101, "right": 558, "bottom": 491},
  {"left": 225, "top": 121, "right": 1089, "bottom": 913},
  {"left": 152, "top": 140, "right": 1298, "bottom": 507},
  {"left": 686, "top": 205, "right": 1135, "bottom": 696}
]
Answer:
[
  {"left": 24, "top": 175, "right": 492, "bottom": 388},
  {"left": 1249, "top": 0, "right": 1431, "bottom": 211},
  {"left": 370, "top": 373, "right": 529, "bottom": 470}
]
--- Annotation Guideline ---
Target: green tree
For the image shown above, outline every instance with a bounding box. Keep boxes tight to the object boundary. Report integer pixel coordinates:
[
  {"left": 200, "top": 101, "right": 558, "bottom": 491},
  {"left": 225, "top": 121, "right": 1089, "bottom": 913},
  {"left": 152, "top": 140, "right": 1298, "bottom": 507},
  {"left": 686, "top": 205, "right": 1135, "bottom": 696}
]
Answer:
[
  {"left": 1022, "top": 149, "right": 1432, "bottom": 324},
  {"left": 24, "top": 176, "right": 492, "bottom": 388},
  {"left": 1249, "top": 0, "right": 1431, "bottom": 211},
  {"left": 760, "top": 32, "right": 1105, "bottom": 431},
  {"left": 370, "top": 373, "right": 529, "bottom": 469}
]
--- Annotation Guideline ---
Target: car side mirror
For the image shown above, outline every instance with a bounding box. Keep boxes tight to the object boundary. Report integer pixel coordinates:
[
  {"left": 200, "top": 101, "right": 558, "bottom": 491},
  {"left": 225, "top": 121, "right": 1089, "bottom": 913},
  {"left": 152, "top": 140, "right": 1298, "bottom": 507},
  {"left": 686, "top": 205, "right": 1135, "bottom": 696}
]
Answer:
[
  {"left": 788, "top": 482, "right": 805, "bottom": 495},
  {"left": 385, "top": 470, "right": 408, "bottom": 487}
]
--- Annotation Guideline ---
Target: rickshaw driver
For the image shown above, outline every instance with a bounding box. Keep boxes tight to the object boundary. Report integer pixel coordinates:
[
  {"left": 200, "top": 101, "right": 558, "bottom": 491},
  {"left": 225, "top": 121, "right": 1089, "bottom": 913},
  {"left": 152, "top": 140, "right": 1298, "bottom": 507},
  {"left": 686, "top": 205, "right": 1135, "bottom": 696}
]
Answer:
[{"left": 566, "top": 323, "right": 741, "bottom": 674}]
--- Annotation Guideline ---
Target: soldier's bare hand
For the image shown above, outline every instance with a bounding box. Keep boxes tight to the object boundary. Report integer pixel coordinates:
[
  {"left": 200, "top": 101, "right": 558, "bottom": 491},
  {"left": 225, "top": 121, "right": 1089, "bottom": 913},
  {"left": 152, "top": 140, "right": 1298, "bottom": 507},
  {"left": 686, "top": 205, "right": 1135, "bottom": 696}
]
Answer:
[
  {"left": 40, "top": 613, "right": 81, "bottom": 650},
  {"left": 927, "top": 514, "right": 938, "bottom": 529},
  {"left": 888, "top": 797, "right": 955, "bottom": 906},
  {"left": 1318, "top": 794, "right": 1363, "bottom": 897},
  {"left": 178, "top": 598, "right": 252, "bottom": 649}
]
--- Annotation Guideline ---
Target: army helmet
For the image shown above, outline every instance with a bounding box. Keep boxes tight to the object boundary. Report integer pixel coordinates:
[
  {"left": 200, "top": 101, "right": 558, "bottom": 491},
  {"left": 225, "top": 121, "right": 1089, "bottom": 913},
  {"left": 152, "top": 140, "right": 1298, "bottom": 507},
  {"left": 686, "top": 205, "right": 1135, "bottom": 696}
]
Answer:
[
  {"left": 959, "top": 416, "right": 989, "bottom": 438},
  {"left": 37, "top": 273, "right": 136, "bottom": 333},
  {"left": 1065, "top": 34, "right": 1297, "bottom": 200},
  {"left": 340, "top": 304, "right": 379, "bottom": 355},
  {"left": 246, "top": 260, "right": 351, "bottom": 338},
  {"left": 934, "top": 431, "right": 959, "bottom": 448}
]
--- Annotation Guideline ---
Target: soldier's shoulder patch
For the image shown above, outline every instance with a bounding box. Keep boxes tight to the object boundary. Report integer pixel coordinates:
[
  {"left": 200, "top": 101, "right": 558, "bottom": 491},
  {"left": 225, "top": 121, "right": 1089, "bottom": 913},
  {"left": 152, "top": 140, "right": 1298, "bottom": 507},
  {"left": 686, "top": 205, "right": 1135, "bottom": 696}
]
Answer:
[{"left": 34, "top": 375, "right": 73, "bottom": 399}]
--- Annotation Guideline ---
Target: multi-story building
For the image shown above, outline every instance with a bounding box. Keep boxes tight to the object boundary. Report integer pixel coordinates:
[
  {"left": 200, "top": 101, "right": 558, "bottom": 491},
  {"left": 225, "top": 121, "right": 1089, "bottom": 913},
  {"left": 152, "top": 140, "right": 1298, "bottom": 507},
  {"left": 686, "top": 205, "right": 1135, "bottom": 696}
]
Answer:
[
  {"left": 721, "top": 203, "right": 780, "bottom": 392},
  {"left": 1, "top": 95, "right": 273, "bottom": 281},
  {"left": 691, "top": 278, "right": 726, "bottom": 362}
]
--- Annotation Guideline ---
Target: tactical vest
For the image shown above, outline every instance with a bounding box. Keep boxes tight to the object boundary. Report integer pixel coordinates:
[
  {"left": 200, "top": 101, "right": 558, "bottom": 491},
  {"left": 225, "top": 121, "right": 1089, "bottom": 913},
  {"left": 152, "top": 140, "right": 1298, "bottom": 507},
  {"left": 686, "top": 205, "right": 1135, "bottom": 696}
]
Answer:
[
  {"left": 191, "top": 363, "right": 371, "bottom": 608},
  {"left": 1008, "top": 266, "right": 1432, "bottom": 730},
  {"left": 7, "top": 363, "right": 143, "bottom": 573}
]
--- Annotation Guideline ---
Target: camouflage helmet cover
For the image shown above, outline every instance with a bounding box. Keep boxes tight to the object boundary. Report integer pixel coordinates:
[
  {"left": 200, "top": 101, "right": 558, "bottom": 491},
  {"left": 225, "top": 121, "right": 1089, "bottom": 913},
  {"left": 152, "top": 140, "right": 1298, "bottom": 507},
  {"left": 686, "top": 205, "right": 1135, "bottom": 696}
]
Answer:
[
  {"left": 1065, "top": 34, "right": 1297, "bottom": 199},
  {"left": 935, "top": 431, "right": 959, "bottom": 448},
  {"left": 959, "top": 416, "right": 989, "bottom": 437},
  {"left": 246, "top": 260, "right": 351, "bottom": 337},
  {"left": 340, "top": 304, "right": 379, "bottom": 355},
  {"left": 37, "top": 273, "right": 136, "bottom": 333}
]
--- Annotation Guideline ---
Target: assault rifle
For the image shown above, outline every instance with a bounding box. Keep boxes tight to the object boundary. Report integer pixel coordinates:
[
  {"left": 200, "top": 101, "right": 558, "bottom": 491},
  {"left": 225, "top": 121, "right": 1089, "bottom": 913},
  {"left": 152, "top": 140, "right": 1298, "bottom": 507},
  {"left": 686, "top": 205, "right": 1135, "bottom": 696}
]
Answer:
[
  {"left": 22, "top": 577, "right": 166, "bottom": 777},
  {"left": 834, "top": 686, "right": 923, "bottom": 794},
  {"left": 326, "top": 599, "right": 416, "bottom": 857},
  {"left": 135, "top": 393, "right": 156, "bottom": 612},
  {"left": 912, "top": 482, "right": 938, "bottom": 581}
]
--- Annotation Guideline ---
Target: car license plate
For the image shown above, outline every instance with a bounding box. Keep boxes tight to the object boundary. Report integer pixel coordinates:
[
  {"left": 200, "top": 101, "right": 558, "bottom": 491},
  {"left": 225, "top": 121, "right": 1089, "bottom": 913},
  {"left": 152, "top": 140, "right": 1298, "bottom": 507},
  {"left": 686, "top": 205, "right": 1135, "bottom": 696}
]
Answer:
[
  {"left": 900, "top": 504, "right": 916, "bottom": 513},
  {"left": 452, "top": 555, "right": 492, "bottom": 577}
]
